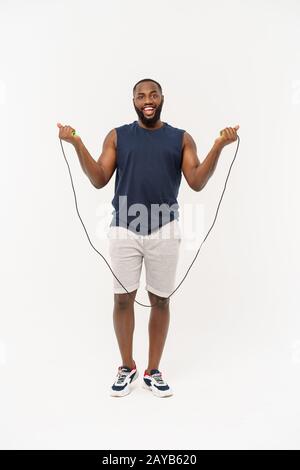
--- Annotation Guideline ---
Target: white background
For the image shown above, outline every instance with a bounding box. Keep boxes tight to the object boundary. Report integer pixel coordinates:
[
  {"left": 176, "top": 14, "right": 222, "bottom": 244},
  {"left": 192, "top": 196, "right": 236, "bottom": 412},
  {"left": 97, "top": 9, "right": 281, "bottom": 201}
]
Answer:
[{"left": 0, "top": 0, "right": 300, "bottom": 450}]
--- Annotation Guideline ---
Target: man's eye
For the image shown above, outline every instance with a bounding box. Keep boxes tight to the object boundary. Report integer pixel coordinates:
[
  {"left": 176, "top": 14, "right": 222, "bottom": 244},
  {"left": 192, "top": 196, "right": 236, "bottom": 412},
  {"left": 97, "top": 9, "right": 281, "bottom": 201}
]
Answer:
[{"left": 137, "top": 94, "right": 158, "bottom": 99}]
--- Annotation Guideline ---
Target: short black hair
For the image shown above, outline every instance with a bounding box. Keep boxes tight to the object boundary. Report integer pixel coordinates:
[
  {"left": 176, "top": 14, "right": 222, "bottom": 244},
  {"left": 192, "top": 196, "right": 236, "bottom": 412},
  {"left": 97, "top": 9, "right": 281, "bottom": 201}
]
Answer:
[{"left": 133, "top": 78, "right": 162, "bottom": 95}]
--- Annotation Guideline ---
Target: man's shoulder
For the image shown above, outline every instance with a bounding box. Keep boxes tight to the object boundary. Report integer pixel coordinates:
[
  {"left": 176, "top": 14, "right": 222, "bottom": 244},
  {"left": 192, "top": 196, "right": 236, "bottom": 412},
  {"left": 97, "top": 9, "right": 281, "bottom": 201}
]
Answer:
[
  {"left": 115, "top": 121, "right": 136, "bottom": 131},
  {"left": 166, "top": 122, "right": 186, "bottom": 133}
]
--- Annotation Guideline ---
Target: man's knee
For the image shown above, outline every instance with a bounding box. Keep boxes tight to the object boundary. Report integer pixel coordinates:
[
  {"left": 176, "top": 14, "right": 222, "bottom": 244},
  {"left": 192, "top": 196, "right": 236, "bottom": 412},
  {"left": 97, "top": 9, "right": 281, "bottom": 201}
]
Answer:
[
  {"left": 148, "top": 291, "right": 170, "bottom": 308},
  {"left": 114, "top": 290, "right": 137, "bottom": 309}
]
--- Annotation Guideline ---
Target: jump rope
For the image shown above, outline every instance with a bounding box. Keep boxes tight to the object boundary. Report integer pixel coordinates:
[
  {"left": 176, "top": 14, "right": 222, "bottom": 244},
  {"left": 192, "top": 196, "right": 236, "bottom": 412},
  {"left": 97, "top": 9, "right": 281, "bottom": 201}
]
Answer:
[{"left": 59, "top": 130, "right": 240, "bottom": 308}]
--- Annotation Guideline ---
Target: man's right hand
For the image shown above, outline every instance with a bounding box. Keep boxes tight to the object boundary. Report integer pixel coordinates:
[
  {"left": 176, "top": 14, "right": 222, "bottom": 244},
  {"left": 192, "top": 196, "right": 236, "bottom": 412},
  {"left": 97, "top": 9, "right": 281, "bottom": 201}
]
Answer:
[{"left": 57, "top": 122, "right": 80, "bottom": 145}]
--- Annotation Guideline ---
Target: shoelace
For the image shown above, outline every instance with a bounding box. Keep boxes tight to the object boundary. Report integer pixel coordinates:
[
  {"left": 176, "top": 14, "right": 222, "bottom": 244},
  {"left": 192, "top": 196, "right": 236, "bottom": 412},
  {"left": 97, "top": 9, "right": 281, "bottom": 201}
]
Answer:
[
  {"left": 116, "top": 367, "right": 130, "bottom": 384},
  {"left": 151, "top": 373, "right": 166, "bottom": 385}
]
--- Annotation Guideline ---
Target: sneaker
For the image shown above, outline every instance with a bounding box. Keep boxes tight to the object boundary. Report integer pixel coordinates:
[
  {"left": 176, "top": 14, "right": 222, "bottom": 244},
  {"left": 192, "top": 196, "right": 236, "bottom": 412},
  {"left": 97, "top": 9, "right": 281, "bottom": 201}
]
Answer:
[
  {"left": 110, "top": 362, "right": 139, "bottom": 397},
  {"left": 143, "top": 369, "right": 173, "bottom": 397}
]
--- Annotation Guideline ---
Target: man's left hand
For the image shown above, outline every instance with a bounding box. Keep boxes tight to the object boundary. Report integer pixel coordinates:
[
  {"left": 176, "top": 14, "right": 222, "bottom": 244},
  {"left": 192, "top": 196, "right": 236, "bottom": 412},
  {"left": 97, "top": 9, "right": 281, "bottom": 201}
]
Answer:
[{"left": 215, "top": 125, "right": 240, "bottom": 147}]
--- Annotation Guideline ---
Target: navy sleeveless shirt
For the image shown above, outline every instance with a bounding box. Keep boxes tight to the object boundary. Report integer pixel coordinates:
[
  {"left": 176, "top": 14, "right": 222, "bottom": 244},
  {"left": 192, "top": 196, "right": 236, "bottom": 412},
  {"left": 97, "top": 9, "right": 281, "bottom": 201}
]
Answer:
[{"left": 110, "top": 120, "right": 185, "bottom": 236}]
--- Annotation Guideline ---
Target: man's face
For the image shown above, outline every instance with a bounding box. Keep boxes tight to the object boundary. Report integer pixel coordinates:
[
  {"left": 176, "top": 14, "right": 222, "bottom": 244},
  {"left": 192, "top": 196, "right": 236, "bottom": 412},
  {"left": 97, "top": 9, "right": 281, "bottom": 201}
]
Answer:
[{"left": 133, "top": 82, "right": 164, "bottom": 128}]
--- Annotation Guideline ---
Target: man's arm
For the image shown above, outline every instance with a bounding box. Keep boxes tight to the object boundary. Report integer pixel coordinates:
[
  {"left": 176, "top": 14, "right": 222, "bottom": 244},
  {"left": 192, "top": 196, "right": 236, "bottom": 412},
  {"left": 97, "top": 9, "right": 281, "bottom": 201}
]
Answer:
[
  {"left": 181, "top": 126, "right": 239, "bottom": 192},
  {"left": 73, "top": 129, "right": 117, "bottom": 189},
  {"left": 96, "top": 129, "right": 117, "bottom": 187}
]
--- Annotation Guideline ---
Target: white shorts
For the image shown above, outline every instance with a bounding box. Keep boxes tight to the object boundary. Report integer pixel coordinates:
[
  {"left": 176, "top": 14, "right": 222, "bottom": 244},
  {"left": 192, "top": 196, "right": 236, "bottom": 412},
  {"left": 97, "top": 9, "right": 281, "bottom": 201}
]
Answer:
[{"left": 107, "top": 219, "right": 182, "bottom": 298}]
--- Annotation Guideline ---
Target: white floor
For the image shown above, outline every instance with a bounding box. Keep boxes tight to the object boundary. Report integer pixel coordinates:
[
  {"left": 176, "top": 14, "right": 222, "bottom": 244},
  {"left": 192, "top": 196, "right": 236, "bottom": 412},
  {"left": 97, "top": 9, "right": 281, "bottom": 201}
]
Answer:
[{"left": 1, "top": 312, "right": 299, "bottom": 450}]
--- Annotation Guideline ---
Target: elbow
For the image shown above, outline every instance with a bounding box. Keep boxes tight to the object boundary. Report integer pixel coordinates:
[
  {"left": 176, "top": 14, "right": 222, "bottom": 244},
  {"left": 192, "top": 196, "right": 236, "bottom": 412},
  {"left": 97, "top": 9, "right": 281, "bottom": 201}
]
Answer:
[
  {"left": 194, "top": 175, "right": 209, "bottom": 192},
  {"left": 95, "top": 164, "right": 108, "bottom": 189},
  {"left": 91, "top": 178, "right": 104, "bottom": 189},
  {"left": 194, "top": 186, "right": 202, "bottom": 192},
  {"left": 93, "top": 181, "right": 106, "bottom": 189},
  {"left": 93, "top": 168, "right": 108, "bottom": 189},
  {"left": 196, "top": 181, "right": 206, "bottom": 192},
  {"left": 193, "top": 180, "right": 205, "bottom": 192},
  {"left": 191, "top": 164, "right": 205, "bottom": 192}
]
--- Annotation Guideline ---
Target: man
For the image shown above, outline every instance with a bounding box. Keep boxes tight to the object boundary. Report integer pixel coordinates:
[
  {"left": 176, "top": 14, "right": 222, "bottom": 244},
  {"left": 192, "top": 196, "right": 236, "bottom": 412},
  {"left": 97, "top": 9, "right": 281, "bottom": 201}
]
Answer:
[{"left": 57, "top": 78, "right": 239, "bottom": 398}]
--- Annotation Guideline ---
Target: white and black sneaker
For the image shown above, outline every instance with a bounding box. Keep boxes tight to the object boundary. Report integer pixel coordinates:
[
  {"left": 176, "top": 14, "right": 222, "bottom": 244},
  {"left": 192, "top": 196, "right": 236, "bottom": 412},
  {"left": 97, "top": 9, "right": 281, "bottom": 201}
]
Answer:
[
  {"left": 143, "top": 369, "right": 173, "bottom": 397},
  {"left": 110, "top": 362, "right": 139, "bottom": 397}
]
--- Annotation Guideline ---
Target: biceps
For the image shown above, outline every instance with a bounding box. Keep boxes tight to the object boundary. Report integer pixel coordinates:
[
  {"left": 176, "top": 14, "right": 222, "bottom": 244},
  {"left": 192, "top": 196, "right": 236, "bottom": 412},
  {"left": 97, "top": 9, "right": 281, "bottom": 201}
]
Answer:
[
  {"left": 181, "top": 147, "right": 201, "bottom": 190},
  {"left": 97, "top": 131, "right": 117, "bottom": 185},
  {"left": 97, "top": 147, "right": 117, "bottom": 185}
]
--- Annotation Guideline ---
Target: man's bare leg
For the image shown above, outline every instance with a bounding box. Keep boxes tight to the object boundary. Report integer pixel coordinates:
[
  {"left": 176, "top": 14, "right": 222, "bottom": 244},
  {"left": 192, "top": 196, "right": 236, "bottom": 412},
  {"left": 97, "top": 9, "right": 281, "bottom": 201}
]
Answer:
[
  {"left": 145, "top": 291, "right": 170, "bottom": 373},
  {"left": 113, "top": 289, "right": 138, "bottom": 369}
]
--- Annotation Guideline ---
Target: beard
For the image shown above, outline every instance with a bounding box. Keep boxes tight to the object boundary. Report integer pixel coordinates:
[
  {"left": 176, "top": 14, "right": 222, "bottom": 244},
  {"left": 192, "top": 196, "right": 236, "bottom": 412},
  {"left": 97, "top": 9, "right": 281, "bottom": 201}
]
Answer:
[{"left": 133, "top": 99, "right": 164, "bottom": 128}]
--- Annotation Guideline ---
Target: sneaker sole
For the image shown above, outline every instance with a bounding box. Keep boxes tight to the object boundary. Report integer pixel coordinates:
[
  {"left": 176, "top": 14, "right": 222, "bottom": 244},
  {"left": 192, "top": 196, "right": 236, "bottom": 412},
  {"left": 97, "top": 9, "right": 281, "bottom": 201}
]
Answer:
[
  {"left": 110, "top": 370, "right": 139, "bottom": 397},
  {"left": 142, "top": 381, "right": 173, "bottom": 398}
]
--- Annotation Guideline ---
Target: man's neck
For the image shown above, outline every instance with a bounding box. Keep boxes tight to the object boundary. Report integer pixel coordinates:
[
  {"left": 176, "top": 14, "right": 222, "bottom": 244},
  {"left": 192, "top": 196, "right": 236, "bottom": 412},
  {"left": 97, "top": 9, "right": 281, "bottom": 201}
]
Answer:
[{"left": 137, "top": 119, "right": 164, "bottom": 130}]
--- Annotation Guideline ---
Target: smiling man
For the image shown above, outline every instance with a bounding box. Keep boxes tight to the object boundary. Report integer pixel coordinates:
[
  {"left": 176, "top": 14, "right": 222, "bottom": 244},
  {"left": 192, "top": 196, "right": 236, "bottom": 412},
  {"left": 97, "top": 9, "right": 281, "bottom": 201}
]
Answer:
[
  {"left": 133, "top": 79, "right": 165, "bottom": 128},
  {"left": 57, "top": 78, "right": 239, "bottom": 398}
]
